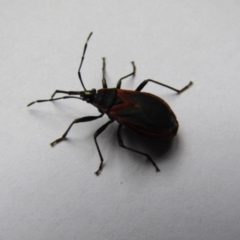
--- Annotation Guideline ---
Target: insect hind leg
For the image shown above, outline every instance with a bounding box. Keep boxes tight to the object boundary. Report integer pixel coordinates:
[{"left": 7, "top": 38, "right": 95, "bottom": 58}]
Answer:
[
  {"left": 136, "top": 79, "right": 193, "bottom": 93},
  {"left": 117, "top": 125, "right": 160, "bottom": 172}
]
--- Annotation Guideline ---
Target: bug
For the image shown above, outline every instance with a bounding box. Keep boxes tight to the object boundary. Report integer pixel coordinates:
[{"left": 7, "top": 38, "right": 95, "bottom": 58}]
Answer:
[{"left": 28, "top": 32, "right": 193, "bottom": 175}]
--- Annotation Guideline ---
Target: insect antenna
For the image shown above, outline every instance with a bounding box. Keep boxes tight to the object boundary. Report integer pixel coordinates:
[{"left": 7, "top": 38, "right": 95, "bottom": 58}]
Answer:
[{"left": 78, "top": 32, "right": 93, "bottom": 91}]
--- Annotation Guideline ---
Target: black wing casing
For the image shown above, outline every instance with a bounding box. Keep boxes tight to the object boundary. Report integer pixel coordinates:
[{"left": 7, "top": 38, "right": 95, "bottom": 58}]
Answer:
[{"left": 108, "top": 89, "right": 179, "bottom": 139}]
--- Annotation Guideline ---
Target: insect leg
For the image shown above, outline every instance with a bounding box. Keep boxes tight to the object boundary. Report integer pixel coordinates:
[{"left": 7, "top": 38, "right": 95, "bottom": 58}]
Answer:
[
  {"left": 78, "top": 32, "right": 93, "bottom": 91},
  {"left": 50, "top": 114, "right": 104, "bottom": 147},
  {"left": 117, "top": 125, "right": 160, "bottom": 172},
  {"left": 27, "top": 96, "right": 81, "bottom": 107},
  {"left": 102, "top": 57, "right": 108, "bottom": 88},
  {"left": 136, "top": 79, "right": 193, "bottom": 93},
  {"left": 51, "top": 90, "right": 81, "bottom": 99},
  {"left": 116, "top": 61, "right": 136, "bottom": 89},
  {"left": 94, "top": 120, "right": 114, "bottom": 176}
]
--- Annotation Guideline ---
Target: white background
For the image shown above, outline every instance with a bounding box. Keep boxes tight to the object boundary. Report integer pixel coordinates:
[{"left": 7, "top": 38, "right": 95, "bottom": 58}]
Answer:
[{"left": 1, "top": 1, "right": 240, "bottom": 239}]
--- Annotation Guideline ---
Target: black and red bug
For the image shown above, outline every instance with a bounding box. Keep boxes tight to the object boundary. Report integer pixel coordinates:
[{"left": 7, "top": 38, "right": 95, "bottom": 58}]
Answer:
[{"left": 28, "top": 32, "right": 193, "bottom": 175}]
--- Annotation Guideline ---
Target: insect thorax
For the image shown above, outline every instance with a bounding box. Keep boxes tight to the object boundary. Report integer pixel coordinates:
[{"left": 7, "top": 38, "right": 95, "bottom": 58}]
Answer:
[{"left": 92, "top": 88, "right": 123, "bottom": 112}]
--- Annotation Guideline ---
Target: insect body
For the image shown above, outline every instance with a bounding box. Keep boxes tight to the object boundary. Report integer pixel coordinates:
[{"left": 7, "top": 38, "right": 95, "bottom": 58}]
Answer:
[{"left": 28, "top": 32, "right": 193, "bottom": 175}]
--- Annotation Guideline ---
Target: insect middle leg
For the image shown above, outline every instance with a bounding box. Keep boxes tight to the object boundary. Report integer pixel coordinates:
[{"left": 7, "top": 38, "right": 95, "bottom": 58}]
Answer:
[
  {"left": 135, "top": 79, "right": 193, "bottom": 93},
  {"left": 50, "top": 114, "right": 104, "bottom": 147},
  {"left": 94, "top": 120, "right": 114, "bottom": 176},
  {"left": 117, "top": 125, "right": 160, "bottom": 172},
  {"left": 116, "top": 61, "right": 136, "bottom": 89}
]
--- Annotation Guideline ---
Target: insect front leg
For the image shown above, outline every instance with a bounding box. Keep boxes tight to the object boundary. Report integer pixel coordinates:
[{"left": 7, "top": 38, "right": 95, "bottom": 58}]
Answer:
[
  {"left": 116, "top": 61, "right": 136, "bottom": 89},
  {"left": 135, "top": 79, "right": 193, "bottom": 93},
  {"left": 94, "top": 120, "right": 114, "bottom": 176},
  {"left": 102, "top": 57, "right": 108, "bottom": 88},
  {"left": 27, "top": 95, "right": 82, "bottom": 107},
  {"left": 117, "top": 125, "right": 160, "bottom": 172},
  {"left": 51, "top": 90, "right": 81, "bottom": 99},
  {"left": 50, "top": 114, "right": 104, "bottom": 146},
  {"left": 78, "top": 32, "right": 93, "bottom": 91}
]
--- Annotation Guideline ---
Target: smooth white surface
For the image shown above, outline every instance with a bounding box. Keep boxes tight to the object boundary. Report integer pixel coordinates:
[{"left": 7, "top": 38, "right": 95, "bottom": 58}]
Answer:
[{"left": 1, "top": 1, "right": 240, "bottom": 239}]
